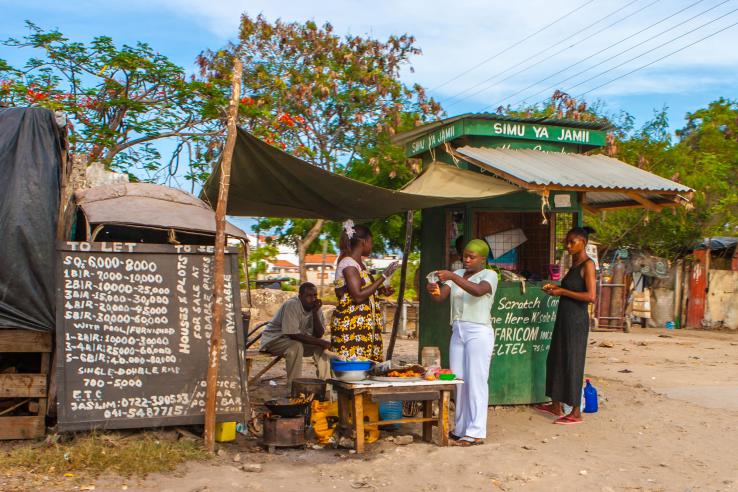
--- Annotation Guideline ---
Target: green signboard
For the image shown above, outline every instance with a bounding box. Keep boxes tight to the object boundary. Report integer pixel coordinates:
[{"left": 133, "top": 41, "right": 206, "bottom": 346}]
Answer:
[
  {"left": 488, "top": 283, "right": 558, "bottom": 404},
  {"left": 406, "top": 118, "right": 607, "bottom": 156}
]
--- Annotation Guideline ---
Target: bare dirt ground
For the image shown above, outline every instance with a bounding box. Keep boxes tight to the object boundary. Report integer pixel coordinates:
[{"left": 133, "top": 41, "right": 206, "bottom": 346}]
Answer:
[{"left": 5, "top": 327, "right": 738, "bottom": 492}]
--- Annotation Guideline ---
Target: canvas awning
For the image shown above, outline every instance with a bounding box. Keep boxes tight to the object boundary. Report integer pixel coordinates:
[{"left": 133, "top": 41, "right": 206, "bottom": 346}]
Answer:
[
  {"left": 451, "top": 147, "right": 693, "bottom": 211},
  {"left": 200, "top": 129, "right": 518, "bottom": 220},
  {"left": 75, "top": 183, "right": 248, "bottom": 239},
  {"left": 401, "top": 161, "right": 518, "bottom": 198}
]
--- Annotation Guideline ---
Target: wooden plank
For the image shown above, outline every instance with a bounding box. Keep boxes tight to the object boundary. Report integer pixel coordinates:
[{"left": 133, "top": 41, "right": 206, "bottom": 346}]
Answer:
[
  {"left": 0, "top": 415, "right": 45, "bottom": 440},
  {"left": 364, "top": 417, "right": 436, "bottom": 428},
  {"left": 0, "top": 374, "right": 47, "bottom": 398},
  {"left": 438, "top": 390, "right": 450, "bottom": 447},
  {"left": 625, "top": 192, "right": 664, "bottom": 211},
  {"left": 422, "top": 400, "right": 433, "bottom": 442},
  {"left": 39, "top": 352, "right": 51, "bottom": 416},
  {"left": 0, "top": 330, "right": 52, "bottom": 352},
  {"left": 353, "top": 394, "right": 364, "bottom": 454}
]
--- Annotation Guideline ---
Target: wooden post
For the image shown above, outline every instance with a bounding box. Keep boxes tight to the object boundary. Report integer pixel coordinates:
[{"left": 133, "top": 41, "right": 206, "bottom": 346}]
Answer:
[
  {"left": 204, "top": 57, "right": 242, "bottom": 453},
  {"left": 386, "top": 210, "right": 413, "bottom": 361}
]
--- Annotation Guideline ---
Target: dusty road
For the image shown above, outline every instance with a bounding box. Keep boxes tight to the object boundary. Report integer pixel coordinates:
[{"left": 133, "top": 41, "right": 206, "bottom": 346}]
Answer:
[{"left": 8, "top": 328, "right": 738, "bottom": 491}]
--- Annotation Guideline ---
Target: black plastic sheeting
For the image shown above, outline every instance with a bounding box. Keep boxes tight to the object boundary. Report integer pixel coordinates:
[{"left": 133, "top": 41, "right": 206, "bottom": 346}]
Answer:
[{"left": 0, "top": 108, "right": 63, "bottom": 332}]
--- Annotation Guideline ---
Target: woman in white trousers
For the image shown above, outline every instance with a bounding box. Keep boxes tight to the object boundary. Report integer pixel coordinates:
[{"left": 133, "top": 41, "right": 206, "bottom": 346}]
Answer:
[{"left": 427, "top": 239, "right": 498, "bottom": 446}]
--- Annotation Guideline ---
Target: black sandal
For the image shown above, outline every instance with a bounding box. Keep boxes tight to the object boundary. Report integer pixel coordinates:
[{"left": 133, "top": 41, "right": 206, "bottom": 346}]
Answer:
[{"left": 448, "top": 432, "right": 461, "bottom": 441}]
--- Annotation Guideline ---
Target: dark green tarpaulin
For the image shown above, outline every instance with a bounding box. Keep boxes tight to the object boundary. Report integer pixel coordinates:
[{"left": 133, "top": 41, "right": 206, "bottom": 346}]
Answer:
[{"left": 200, "top": 129, "right": 517, "bottom": 221}]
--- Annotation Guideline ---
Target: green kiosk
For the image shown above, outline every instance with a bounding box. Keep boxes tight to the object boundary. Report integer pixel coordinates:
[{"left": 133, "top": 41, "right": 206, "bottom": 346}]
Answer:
[{"left": 393, "top": 114, "right": 691, "bottom": 405}]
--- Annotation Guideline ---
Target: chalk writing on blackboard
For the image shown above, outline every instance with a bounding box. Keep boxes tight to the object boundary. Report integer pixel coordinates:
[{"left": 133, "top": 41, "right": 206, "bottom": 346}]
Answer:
[{"left": 56, "top": 242, "right": 244, "bottom": 431}]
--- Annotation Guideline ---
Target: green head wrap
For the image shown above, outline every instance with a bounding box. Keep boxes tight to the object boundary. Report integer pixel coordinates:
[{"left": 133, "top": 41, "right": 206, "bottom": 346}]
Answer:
[{"left": 464, "top": 239, "right": 490, "bottom": 259}]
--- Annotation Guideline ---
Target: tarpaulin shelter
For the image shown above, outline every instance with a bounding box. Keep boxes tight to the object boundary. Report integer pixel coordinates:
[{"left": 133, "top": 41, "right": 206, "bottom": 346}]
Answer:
[
  {"left": 200, "top": 129, "right": 519, "bottom": 220},
  {"left": 0, "top": 108, "right": 65, "bottom": 332}
]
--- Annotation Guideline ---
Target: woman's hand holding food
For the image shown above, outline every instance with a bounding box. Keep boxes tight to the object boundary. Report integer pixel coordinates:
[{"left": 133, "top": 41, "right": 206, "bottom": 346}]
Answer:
[
  {"left": 435, "top": 270, "right": 456, "bottom": 283},
  {"left": 425, "top": 281, "right": 441, "bottom": 297},
  {"left": 543, "top": 283, "right": 563, "bottom": 296}
]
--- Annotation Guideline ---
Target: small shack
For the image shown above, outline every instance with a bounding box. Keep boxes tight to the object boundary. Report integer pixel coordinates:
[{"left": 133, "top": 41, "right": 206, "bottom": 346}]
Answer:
[{"left": 392, "top": 113, "right": 693, "bottom": 405}]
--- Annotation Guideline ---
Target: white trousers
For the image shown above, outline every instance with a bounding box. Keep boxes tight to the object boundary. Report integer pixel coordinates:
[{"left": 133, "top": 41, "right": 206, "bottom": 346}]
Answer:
[{"left": 449, "top": 320, "right": 495, "bottom": 439}]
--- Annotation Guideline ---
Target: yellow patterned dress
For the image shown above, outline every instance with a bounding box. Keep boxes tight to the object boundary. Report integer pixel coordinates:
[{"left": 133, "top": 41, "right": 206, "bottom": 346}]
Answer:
[{"left": 330, "top": 257, "right": 384, "bottom": 362}]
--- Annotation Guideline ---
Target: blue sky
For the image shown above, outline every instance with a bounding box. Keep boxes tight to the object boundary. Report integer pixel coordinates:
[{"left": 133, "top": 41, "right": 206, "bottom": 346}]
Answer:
[{"left": 3, "top": 0, "right": 737, "bottom": 232}]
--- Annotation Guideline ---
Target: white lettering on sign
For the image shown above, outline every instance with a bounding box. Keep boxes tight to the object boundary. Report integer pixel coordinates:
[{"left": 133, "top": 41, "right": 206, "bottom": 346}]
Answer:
[
  {"left": 491, "top": 289, "right": 557, "bottom": 358},
  {"left": 493, "top": 122, "right": 525, "bottom": 136},
  {"left": 59, "top": 245, "right": 243, "bottom": 430},
  {"left": 557, "top": 128, "right": 590, "bottom": 143},
  {"left": 410, "top": 125, "right": 456, "bottom": 155},
  {"left": 533, "top": 126, "right": 549, "bottom": 138}
]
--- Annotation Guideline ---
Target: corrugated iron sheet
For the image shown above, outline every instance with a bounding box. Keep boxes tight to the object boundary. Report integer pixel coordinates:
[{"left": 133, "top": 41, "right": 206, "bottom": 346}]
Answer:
[{"left": 455, "top": 147, "right": 692, "bottom": 192}]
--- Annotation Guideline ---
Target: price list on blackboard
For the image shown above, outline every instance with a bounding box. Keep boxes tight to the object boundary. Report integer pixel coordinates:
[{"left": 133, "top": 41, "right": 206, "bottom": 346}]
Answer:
[{"left": 56, "top": 242, "right": 244, "bottom": 431}]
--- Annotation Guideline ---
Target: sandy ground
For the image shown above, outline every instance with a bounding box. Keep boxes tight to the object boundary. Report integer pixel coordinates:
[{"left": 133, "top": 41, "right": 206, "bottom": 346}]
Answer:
[{"left": 6, "top": 327, "right": 738, "bottom": 492}]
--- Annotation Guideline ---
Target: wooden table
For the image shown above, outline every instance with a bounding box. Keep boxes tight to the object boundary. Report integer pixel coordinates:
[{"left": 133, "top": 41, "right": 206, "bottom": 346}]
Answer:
[{"left": 329, "top": 378, "right": 462, "bottom": 453}]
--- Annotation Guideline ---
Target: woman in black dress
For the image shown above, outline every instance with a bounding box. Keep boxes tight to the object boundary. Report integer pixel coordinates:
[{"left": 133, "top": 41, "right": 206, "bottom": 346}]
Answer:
[{"left": 539, "top": 226, "right": 597, "bottom": 425}]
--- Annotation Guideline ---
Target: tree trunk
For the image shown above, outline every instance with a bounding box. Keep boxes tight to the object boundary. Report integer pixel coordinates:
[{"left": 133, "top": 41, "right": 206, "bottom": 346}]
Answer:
[{"left": 298, "top": 219, "right": 325, "bottom": 283}]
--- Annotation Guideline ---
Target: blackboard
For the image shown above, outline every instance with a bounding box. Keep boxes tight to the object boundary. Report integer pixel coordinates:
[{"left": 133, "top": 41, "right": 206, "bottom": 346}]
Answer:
[
  {"left": 56, "top": 242, "right": 245, "bottom": 431},
  {"left": 489, "top": 282, "right": 558, "bottom": 404}
]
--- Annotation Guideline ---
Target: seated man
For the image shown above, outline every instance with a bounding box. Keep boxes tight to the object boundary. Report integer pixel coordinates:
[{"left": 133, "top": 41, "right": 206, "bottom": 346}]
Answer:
[{"left": 259, "top": 282, "right": 331, "bottom": 392}]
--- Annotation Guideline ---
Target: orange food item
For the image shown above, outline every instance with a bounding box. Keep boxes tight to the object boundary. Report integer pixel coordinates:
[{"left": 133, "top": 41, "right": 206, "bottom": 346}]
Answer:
[{"left": 387, "top": 370, "right": 422, "bottom": 378}]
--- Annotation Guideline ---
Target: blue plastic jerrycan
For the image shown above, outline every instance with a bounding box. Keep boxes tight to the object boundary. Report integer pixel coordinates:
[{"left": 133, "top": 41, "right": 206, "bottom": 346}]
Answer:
[{"left": 583, "top": 379, "right": 598, "bottom": 413}]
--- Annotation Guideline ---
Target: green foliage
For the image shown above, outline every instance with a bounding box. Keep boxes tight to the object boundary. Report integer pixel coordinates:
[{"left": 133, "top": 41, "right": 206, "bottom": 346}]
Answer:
[
  {"left": 389, "top": 251, "right": 420, "bottom": 301},
  {"left": 0, "top": 21, "right": 222, "bottom": 183},
  {"left": 248, "top": 243, "right": 278, "bottom": 279},
  {"left": 587, "top": 100, "right": 738, "bottom": 256},
  {"left": 196, "top": 15, "right": 441, "bottom": 265}
]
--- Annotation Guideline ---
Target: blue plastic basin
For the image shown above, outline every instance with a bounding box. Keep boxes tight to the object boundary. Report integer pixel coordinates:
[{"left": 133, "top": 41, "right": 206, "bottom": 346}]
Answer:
[{"left": 331, "top": 360, "right": 372, "bottom": 372}]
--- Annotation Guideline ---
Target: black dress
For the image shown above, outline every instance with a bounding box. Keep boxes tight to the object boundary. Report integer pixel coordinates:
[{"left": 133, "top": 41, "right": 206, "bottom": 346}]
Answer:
[{"left": 545, "top": 259, "right": 591, "bottom": 407}]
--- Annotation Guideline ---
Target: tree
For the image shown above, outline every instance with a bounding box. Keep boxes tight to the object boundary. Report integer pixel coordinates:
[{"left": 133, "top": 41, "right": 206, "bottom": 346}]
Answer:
[
  {"left": 588, "top": 100, "right": 738, "bottom": 256},
  {"left": 0, "top": 22, "right": 222, "bottom": 185},
  {"left": 197, "top": 14, "right": 441, "bottom": 280},
  {"left": 248, "top": 243, "right": 279, "bottom": 281}
]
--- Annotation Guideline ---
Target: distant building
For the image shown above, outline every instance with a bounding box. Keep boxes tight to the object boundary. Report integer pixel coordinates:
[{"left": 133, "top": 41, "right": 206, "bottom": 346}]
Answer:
[
  {"left": 267, "top": 259, "right": 300, "bottom": 280},
  {"left": 304, "top": 253, "right": 338, "bottom": 285}
]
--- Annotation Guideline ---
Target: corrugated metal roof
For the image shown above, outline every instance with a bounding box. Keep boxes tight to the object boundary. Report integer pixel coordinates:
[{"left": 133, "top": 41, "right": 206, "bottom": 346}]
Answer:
[
  {"left": 455, "top": 147, "right": 692, "bottom": 193},
  {"left": 391, "top": 113, "right": 612, "bottom": 145}
]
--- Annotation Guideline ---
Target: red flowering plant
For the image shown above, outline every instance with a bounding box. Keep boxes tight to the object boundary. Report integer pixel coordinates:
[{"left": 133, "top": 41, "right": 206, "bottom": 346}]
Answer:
[
  {"left": 196, "top": 14, "right": 442, "bottom": 280},
  {"left": 1, "top": 22, "right": 222, "bottom": 185}
]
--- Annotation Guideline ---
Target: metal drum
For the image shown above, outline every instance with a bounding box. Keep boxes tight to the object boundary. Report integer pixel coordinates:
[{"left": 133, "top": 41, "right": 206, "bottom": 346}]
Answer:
[{"left": 261, "top": 416, "right": 306, "bottom": 453}]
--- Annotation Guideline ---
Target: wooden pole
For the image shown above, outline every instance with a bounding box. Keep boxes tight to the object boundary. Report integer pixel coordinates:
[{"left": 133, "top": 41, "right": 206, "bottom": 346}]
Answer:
[
  {"left": 386, "top": 210, "right": 413, "bottom": 361},
  {"left": 204, "top": 57, "right": 242, "bottom": 453}
]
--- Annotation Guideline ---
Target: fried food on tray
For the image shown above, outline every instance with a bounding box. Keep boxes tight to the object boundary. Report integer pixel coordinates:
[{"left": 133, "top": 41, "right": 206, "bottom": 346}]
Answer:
[{"left": 386, "top": 370, "right": 423, "bottom": 378}]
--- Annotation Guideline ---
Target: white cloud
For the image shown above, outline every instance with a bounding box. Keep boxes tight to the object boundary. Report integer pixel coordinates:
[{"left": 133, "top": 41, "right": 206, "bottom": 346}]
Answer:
[{"left": 145, "top": 0, "right": 738, "bottom": 107}]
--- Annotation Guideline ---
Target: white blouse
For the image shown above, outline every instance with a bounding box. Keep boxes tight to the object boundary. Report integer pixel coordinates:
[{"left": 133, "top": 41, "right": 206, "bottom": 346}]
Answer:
[{"left": 444, "top": 269, "right": 499, "bottom": 327}]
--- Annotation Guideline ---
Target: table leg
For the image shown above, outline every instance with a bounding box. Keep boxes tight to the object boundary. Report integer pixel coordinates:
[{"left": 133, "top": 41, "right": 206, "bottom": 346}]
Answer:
[
  {"left": 438, "top": 390, "right": 450, "bottom": 447},
  {"left": 422, "top": 400, "right": 433, "bottom": 442},
  {"left": 337, "top": 392, "right": 350, "bottom": 437},
  {"left": 353, "top": 393, "right": 365, "bottom": 454}
]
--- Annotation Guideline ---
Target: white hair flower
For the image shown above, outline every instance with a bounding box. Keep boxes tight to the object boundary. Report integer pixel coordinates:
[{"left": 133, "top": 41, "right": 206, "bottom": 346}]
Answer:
[{"left": 343, "top": 219, "right": 355, "bottom": 239}]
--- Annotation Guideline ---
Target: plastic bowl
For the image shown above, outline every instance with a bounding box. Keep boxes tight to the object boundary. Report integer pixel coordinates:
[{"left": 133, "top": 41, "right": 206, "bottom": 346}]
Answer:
[
  {"left": 439, "top": 373, "right": 456, "bottom": 381},
  {"left": 334, "top": 369, "right": 369, "bottom": 382},
  {"left": 331, "top": 359, "right": 372, "bottom": 372}
]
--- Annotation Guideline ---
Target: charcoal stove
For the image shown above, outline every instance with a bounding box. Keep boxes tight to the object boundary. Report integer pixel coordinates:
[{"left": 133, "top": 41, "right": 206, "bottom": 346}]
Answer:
[{"left": 261, "top": 415, "right": 306, "bottom": 453}]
